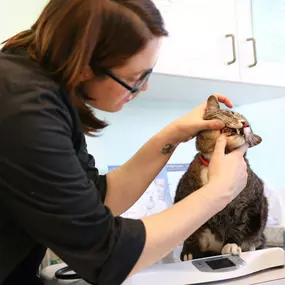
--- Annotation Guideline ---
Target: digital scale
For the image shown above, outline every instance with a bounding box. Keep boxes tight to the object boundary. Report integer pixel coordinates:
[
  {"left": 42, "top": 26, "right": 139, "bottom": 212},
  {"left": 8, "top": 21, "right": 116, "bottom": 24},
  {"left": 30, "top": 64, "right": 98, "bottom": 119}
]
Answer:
[{"left": 41, "top": 247, "right": 285, "bottom": 285}]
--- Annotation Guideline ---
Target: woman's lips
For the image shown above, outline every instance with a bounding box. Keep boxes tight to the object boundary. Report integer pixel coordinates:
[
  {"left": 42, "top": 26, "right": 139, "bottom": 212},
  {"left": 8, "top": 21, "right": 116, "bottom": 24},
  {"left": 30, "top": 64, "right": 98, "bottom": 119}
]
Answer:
[{"left": 123, "top": 96, "right": 132, "bottom": 103}]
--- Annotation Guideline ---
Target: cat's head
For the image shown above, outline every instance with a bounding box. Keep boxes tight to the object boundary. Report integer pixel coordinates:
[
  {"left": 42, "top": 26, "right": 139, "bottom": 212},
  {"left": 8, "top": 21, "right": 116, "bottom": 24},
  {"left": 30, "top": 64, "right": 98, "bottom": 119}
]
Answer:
[{"left": 196, "top": 95, "right": 262, "bottom": 154}]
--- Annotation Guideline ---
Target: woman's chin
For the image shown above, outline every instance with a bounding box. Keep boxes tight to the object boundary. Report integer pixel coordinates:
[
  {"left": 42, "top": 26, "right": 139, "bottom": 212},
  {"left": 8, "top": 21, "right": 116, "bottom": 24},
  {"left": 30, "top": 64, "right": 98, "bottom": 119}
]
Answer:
[{"left": 107, "top": 101, "right": 127, "bottom": 113}]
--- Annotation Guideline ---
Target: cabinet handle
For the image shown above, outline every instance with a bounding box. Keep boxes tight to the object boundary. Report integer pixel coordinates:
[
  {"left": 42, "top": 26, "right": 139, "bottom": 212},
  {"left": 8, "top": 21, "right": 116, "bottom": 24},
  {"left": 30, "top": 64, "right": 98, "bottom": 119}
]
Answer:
[
  {"left": 225, "top": 34, "right": 236, "bottom": 65},
  {"left": 246, "top": 37, "right": 257, "bottom": 68}
]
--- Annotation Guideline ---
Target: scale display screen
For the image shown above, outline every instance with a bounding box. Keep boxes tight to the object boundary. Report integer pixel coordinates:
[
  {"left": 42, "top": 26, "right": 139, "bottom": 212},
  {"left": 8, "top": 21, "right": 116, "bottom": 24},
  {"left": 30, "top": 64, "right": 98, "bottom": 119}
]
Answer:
[{"left": 205, "top": 258, "right": 236, "bottom": 270}]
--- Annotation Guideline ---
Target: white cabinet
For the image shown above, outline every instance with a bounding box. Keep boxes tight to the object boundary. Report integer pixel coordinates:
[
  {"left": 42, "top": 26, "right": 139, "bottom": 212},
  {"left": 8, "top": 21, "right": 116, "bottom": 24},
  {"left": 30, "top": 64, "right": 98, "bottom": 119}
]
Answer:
[
  {"left": 154, "top": 0, "right": 285, "bottom": 88},
  {"left": 237, "top": 0, "right": 285, "bottom": 88},
  {"left": 154, "top": 0, "right": 240, "bottom": 82},
  {"left": 0, "top": 1, "right": 48, "bottom": 45}
]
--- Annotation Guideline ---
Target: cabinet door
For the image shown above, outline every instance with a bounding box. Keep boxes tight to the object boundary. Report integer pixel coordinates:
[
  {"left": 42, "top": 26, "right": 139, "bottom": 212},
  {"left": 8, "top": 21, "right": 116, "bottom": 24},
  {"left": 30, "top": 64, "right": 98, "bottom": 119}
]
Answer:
[
  {"left": 237, "top": 0, "right": 285, "bottom": 87},
  {"left": 152, "top": 0, "right": 174, "bottom": 75},
  {"left": 0, "top": 1, "right": 48, "bottom": 45},
  {"left": 153, "top": 0, "right": 240, "bottom": 82}
]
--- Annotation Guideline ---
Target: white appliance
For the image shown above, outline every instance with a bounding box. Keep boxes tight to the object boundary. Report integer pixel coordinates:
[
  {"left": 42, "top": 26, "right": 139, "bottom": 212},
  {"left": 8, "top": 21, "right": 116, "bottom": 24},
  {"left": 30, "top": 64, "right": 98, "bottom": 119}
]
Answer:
[{"left": 41, "top": 247, "right": 284, "bottom": 285}]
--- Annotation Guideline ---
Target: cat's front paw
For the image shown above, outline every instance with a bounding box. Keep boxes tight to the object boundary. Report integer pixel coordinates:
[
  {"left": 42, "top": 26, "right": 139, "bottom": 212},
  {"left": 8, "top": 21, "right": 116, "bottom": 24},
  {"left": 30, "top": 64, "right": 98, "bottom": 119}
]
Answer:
[
  {"left": 181, "top": 252, "right": 193, "bottom": 261},
  {"left": 221, "top": 243, "right": 242, "bottom": 255}
]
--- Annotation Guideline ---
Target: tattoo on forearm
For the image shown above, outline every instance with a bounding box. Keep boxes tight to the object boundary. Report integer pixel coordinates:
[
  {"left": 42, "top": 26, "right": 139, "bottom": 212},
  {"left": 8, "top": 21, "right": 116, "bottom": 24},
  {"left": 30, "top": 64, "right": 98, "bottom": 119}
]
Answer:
[{"left": 161, "top": 143, "right": 176, "bottom": 155}]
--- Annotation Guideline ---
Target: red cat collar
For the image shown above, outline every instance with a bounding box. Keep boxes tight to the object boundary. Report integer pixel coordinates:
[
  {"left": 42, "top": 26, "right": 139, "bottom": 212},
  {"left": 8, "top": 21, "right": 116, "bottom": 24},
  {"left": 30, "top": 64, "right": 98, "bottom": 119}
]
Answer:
[{"left": 199, "top": 154, "right": 210, "bottom": 167}]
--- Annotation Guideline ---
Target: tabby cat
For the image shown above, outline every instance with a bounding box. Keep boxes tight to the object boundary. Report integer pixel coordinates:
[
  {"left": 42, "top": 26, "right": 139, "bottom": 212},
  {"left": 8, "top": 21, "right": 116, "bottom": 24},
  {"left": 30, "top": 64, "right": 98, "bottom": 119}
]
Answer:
[{"left": 174, "top": 95, "right": 268, "bottom": 261}]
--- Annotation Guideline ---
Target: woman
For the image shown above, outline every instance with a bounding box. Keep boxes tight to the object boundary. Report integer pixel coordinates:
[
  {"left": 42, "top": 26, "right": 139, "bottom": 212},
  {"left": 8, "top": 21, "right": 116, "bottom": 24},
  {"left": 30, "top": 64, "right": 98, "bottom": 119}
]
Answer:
[{"left": 0, "top": 1, "right": 248, "bottom": 285}]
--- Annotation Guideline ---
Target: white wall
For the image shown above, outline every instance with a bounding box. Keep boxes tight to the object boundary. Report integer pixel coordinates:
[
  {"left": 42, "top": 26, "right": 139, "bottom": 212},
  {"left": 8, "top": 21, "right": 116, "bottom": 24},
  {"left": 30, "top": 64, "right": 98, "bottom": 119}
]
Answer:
[
  {"left": 236, "top": 97, "right": 285, "bottom": 190},
  {"left": 86, "top": 97, "right": 197, "bottom": 174},
  {"left": 0, "top": 1, "right": 48, "bottom": 44},
  {"left": 86, "top": 96, "right": 285, "bottom": 190}
]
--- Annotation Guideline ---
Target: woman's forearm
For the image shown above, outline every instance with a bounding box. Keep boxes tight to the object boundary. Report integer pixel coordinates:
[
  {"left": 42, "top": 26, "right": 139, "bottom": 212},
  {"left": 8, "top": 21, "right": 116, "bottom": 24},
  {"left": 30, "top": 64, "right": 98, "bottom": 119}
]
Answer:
[
  {"left": 105, "top": 125, "right": 179, "bottom": 216},
  {"left": 104, "top": 94, "right": 232, "bottom": 216},
  {"left": 129, "top": 181, "right": 229, "bottom": 276}
]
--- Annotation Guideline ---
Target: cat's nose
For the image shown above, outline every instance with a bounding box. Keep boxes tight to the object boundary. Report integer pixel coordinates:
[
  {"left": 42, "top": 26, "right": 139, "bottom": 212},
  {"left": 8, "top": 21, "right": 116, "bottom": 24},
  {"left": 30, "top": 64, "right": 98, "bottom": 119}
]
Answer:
[{"left": 242, "top": 121, "right": 249, "bottom": 128}]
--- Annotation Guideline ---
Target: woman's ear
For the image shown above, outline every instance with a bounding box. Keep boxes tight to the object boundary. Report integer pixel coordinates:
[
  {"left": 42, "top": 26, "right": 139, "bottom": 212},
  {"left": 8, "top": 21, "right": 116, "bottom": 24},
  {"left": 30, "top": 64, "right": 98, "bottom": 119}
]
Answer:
[{"left": 79, "top": 66, "right": 94, "bottom": 82}]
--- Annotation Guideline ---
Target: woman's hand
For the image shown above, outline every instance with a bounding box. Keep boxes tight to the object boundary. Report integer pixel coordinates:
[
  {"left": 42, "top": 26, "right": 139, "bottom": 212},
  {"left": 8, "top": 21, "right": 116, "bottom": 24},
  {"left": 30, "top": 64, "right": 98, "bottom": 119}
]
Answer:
[
  {"left": 164, "top": 94, "right": 233, "bottom": 144},
  {"left": 208, "top": 134, "right": 248, "bottom": 203}
]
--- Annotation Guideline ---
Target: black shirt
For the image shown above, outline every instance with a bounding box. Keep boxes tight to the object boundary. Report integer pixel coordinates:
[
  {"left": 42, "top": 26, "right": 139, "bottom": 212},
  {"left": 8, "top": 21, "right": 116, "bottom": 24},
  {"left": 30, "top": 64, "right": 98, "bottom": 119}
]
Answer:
[{"left": 0, "top": 48, "right": 146, "bottom": 285}]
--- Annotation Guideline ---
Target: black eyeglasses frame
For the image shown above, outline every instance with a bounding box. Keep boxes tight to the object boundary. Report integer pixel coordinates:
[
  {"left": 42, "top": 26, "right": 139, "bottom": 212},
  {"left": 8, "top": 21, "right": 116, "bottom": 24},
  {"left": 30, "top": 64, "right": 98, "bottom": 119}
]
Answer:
[{"left": 102, "top": 68, "right": 153, "bottom": 94}]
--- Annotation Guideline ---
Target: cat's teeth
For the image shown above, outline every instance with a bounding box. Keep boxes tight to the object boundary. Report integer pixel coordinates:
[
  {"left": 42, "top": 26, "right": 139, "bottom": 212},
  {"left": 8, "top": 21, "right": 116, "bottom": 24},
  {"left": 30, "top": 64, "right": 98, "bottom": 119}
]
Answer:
[
  {"left": 243, "top": 127, "right": 250, "bottom": 137},
  {"left": 236, "top": 129, "right": 240, "bottom": 135}
]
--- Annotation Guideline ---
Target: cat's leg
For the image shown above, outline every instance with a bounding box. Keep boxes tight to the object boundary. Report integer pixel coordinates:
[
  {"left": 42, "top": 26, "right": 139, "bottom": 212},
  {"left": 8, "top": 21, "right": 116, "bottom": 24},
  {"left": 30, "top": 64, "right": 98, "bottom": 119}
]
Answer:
[
  {"left": 241, "top": 233, "right": 266, "bottom": 252},
  {"left": 256, "top": 233, "right": 267, "bottom": 250},
  {"left": 221, "top": 227, "right": 244, "bottom": 255},
  {"left": 221, "top": 243, "right": 242, "bottom": 255},
  {"left": 229, "top": 232, "right": 266, "bottom": 254},
  {"left": 221, "top": 235, "right": 243, "bottom": 255},
  {"left": 241, "top": 241, "right": 256, "bottom": 251},
  {"left": 180, "top": 235, "right": 206, "bottom": 261},
  {"left": 181, "top": 237, "right": 195, "bottom": 261},
  {"left": 241, "top": 235, "right": 266, "bottom": 252}
]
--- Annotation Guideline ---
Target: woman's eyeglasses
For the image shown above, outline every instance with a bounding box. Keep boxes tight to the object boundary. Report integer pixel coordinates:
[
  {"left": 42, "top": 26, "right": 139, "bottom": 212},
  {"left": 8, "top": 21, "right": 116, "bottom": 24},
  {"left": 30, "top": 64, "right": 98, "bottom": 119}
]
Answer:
[{"left": 102, "top": 68, "right": 153, "bottom": 95}]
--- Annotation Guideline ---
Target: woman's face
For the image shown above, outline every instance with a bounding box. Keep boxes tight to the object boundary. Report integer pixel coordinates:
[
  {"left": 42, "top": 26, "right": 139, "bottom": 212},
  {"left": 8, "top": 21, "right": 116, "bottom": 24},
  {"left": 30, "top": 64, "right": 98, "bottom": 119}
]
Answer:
[{"left": 80, "top": 37, "right": 162, "bottom": 112}]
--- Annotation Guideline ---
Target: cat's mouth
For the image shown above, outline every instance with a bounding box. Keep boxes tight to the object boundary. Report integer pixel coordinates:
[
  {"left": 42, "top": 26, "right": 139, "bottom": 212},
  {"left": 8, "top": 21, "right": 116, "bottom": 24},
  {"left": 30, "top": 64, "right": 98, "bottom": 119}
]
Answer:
[{"left": 221, "top": 127, "right": 244, "bottom": 137}]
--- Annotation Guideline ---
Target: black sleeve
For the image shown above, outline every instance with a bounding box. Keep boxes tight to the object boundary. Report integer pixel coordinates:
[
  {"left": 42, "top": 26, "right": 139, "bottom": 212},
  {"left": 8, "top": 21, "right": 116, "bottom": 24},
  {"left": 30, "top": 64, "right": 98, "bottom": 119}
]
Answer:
[{"left": 0, "top": 92, "right": 146, "bottom": 285}]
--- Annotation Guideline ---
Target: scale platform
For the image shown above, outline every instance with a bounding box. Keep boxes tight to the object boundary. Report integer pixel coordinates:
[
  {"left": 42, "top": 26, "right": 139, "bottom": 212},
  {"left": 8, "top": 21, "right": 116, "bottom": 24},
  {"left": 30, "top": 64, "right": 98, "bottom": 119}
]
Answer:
[
  {"left": 122, "top": 247, "right": 285, "bottom": 285},
  {"left": 41, "top": 247, "right": 285, "bottom": 285}
]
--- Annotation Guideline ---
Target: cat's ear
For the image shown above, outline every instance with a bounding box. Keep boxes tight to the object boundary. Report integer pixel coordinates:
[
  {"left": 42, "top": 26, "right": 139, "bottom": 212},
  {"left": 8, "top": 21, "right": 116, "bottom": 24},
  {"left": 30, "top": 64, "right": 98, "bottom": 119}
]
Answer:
[{"left": 206, "top": 95, "right": 220, "bottom": 112}]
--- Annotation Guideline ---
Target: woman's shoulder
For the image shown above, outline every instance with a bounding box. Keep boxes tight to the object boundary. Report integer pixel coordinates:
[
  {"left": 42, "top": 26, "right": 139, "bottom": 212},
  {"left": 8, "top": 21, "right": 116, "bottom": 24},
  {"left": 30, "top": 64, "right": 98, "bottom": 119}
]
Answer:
[
  {"left": 0, "top": 49, "right": 77, "bottom": 129},
  {"left": 0, "top": 48, "right": 59, "bottom": 94}
]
